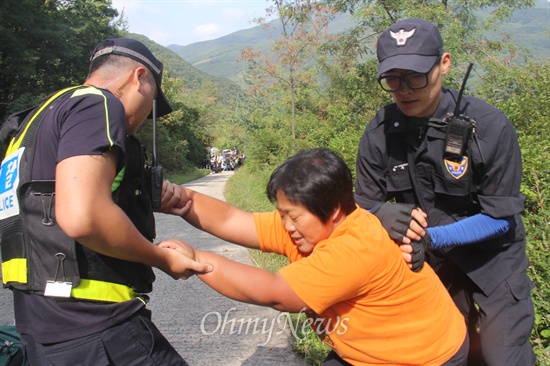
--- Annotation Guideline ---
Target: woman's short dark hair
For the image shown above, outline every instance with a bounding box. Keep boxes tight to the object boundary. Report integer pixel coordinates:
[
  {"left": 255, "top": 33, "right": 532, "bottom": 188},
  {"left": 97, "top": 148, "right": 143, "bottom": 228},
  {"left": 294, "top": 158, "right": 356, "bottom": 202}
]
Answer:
[{"left": 267, "top": 148, "right": 356, "bottom": 223}]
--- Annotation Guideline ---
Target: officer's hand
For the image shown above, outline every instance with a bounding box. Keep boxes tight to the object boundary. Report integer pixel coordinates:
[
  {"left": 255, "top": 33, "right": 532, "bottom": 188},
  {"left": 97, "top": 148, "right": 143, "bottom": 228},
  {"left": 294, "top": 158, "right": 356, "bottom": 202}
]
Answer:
[
  {"left": 371, "top": 202, "right": 419, "bottom": 243},
  {"left": 158, "top": 239, "right": 212, "bottom": 279},
  {"left": 409, "top": 232, "right": 431, "bottom": 272},
  {"left": 159, "top": 239, "right": 196, "bottom": 259}
]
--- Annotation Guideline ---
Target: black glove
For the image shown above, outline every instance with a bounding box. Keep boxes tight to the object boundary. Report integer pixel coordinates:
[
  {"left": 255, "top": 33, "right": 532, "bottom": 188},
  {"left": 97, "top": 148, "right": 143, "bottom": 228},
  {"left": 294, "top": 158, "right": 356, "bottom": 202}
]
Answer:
[
  {"left": 370, "top": 202, "right": 417, "bottom": 242},
  {"left": 410, "top": 232, "right": 431, "bottom": 272}
]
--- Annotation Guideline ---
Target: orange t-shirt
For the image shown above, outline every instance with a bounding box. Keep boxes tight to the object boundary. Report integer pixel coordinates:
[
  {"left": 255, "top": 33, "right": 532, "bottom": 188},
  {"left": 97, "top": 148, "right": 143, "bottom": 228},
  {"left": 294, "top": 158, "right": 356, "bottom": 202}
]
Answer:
[{"left": 254, "top": 207, "right": 466, "bottom": 366}]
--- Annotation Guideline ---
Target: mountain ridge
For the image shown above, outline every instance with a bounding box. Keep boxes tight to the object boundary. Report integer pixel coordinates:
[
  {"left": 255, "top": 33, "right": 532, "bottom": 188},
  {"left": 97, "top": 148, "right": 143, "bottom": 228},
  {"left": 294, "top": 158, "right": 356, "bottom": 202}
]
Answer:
[
  {"left": 168, "top": 2, "right": 549, "bottom": 88},
  {"left": 128, "top": 33, "right": 245, "bottom": 100},
  {"left": 168, "top": 14, "right": 355, "bottom": 86}
]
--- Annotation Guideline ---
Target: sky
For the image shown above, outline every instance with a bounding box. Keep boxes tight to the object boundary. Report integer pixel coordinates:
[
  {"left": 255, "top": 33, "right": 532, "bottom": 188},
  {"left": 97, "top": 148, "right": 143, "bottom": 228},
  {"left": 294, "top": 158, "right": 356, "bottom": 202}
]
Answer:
[{"left": 111, "top": 0, "right": 273, "bottom": 47}]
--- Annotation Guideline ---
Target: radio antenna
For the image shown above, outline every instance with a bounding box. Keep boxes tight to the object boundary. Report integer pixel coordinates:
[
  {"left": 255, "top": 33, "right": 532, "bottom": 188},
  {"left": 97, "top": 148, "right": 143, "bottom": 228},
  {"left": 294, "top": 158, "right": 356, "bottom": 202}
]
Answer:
[
  {"left": 152, "top": 100, "right": 158, "bottom": 167},
  {"left": 454, "top": 62, "right": 474, "bottom": 116},
  {"left": 150, "top": 99, "right": 163, "bottom": 209}
]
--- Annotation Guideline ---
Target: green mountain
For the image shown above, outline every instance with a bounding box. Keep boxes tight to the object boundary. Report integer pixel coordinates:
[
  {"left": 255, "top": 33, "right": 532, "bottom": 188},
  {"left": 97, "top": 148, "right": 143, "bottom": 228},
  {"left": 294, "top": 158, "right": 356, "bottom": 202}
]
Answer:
[
  {"left": 128, "top": 33, "right": 245, "bottom": 100},
  {"left": 167, "top": 26, "right": 278, "bottom": 87},
  {"left": 169, "top": 2, "right": 549, "bottom": 88},
  {"left": 491, "top": 2, "right": 549, "bottom": 60},
  {"left": 168, "top": 13, "right": 354, "bottom": 87}
]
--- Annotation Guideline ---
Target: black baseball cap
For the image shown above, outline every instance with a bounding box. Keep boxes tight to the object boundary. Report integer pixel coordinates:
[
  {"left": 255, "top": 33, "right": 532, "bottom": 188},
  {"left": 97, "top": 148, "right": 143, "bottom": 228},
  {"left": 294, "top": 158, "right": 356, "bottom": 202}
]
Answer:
[
  {"left": 90, "top": 38, "right": 173, "bottom": 118},
  {"left": 376, "top": 19, "right": 443, "bottom": 78}
]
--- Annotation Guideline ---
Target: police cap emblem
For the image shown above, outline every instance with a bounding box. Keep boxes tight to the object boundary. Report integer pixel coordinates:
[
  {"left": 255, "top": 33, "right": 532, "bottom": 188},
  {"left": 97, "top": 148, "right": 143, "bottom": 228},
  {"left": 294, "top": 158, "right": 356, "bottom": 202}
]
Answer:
[{"left": 390, "top": 29, "right": 416, "bottom": 46}]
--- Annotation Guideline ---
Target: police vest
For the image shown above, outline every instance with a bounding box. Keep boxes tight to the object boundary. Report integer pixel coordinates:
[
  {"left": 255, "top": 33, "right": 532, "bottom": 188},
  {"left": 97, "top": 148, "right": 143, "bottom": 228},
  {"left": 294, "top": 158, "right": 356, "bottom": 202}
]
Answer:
[{"left": 0, "top": 86, "right": 155, "bottom": 302}]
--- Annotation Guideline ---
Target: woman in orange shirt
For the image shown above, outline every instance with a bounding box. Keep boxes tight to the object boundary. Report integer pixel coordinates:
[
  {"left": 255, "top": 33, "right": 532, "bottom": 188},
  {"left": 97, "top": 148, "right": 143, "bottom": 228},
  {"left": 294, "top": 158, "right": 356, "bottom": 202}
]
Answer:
[{"left": 161, "top": 148, "right": 468, "bottom": 365}]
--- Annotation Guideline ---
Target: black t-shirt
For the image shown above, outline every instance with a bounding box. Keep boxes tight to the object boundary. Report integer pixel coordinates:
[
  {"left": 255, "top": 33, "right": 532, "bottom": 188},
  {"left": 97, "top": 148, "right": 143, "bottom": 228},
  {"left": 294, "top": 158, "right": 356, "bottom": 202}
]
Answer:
[{"left": 13, "top": 86, "right": 145, "bottom": 344}]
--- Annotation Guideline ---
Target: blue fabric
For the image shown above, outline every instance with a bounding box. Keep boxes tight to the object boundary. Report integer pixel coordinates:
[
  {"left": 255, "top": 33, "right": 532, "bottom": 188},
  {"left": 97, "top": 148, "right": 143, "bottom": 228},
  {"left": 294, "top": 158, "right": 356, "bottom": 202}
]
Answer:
[{"left": 427, "top": 213, "right": 510, "bottom": 248}]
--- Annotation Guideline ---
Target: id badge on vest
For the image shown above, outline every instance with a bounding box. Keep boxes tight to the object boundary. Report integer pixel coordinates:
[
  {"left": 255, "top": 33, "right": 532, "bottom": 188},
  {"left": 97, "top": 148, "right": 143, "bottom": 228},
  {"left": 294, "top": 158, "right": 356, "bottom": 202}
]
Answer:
[{"left": 0, "top": 148, "right": 24, "bottom": 220}]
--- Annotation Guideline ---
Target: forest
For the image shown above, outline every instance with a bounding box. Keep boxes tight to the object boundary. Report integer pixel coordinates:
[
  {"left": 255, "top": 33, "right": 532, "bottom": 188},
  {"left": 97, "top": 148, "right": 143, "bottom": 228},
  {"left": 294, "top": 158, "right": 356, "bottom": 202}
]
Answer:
[{"left": 1, "top": 0, "right": 549, "bottom": 364}]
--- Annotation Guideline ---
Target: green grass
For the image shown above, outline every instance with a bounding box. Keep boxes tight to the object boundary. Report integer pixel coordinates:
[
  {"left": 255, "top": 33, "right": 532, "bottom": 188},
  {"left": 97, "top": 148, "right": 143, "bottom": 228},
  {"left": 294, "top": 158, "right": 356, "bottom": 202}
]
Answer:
[
  {"left": 224, "top": 165, "right": 275, "bottom": 212},
  {"left": 164, "top": 167, "right": 210, "bottom": 184}
]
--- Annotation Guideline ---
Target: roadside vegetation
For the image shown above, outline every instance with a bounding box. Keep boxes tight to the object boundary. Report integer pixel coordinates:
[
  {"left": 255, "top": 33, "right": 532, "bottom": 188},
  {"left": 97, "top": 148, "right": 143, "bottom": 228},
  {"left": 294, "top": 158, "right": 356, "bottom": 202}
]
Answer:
[{"left": 164, "top": 168, "right": 210, "bottom": 185}]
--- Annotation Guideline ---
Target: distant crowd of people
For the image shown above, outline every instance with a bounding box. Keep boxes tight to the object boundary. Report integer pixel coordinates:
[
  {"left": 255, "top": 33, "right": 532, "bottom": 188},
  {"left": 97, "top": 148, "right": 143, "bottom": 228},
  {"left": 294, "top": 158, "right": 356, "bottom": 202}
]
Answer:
[{"left": 205, "top": 148, "right": 245, "bottom": 173}]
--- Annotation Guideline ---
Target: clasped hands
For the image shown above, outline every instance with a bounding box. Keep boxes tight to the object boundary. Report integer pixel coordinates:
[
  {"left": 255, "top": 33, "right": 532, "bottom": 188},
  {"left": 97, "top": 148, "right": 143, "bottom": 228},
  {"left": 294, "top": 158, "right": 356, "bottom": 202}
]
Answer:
[
  {"left": 157, "top": 181, "right": 211, "bottom": 280},
  {"left": 370, "top": 202, "right": 430, "bottom": 271},
  {"left": 158, "top": 238, "right": 209, "bottom": 280},
  {"left": 159, "top": 180, "right": 192, "bottom": 216}
]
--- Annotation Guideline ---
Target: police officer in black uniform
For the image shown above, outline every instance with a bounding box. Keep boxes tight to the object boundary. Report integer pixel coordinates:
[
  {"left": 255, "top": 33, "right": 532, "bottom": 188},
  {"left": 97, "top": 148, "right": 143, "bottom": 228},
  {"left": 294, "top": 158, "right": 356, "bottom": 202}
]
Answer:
[
  {"left": 0, "top": 38, "right": 210, "bottom": 365},
  {"left": 354, "top": 18, "right": 535, "bottom": 365}
]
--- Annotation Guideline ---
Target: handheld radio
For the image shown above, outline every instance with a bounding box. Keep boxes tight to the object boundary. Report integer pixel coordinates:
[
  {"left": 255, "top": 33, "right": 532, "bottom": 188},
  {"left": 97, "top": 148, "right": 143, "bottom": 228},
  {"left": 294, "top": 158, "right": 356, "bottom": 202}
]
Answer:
[
  {"left": 150, "top": 100, "right": 163, "bottom": 209},
  {"left": 443, "top": 62, "right": 475, "bottom": 161}
]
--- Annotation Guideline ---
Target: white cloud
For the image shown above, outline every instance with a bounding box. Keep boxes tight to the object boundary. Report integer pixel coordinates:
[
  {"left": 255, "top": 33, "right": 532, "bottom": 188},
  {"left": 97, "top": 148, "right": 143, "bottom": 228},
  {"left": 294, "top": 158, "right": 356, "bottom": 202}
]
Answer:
[
  {"left": 109, "top": 0, "right": 271, "bottom": 46},
  {"left": 193, "top": 23, "right": 224, "bottom": 41},
  {"left": 111, "top": 0, "right": 135, "bottom": 12},
  {"left": 148, "top": 30, "right": 172, "bottom": 45},
  {"left": 222, "top": 8, "right": 247, "bottom": 21}
]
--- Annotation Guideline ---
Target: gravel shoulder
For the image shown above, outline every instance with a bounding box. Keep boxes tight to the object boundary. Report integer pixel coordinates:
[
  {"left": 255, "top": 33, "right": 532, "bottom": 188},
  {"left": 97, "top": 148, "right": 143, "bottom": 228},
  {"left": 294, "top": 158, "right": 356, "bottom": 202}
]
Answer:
[{"left": 0, "top": 170, "right": 305, "bottom": 365}]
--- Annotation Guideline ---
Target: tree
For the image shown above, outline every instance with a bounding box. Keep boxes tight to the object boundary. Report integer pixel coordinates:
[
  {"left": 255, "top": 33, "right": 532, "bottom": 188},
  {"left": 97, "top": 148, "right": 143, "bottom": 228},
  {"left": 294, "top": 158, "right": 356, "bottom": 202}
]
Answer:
[
  {"left": 0, "top": 0, "right": 123, "bottom": 120},
  {"left": 137, "top": 72, "right": 210, "bottom": 172},
  {"left": 324, "top": 0, "right": 536, "bottom": 81},
  {"left": 479, "top": 58, "right": 550, "bottom": 359},
  {"left": 239, "top": 0, "right": 340, "bottom": 139}
]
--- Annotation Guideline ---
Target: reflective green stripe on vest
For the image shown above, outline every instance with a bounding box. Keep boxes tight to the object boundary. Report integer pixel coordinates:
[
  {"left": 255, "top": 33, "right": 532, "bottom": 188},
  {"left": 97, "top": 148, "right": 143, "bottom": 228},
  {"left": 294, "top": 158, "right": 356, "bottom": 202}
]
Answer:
[
  {"left": 2, "top": 258, "right": 27, "bottom": 284},
  {"left": 71, "top": 279, "right": 139, "bottom": 302},
  {"left": 2, "top": 260, "right": 139, "bottom": 302}
]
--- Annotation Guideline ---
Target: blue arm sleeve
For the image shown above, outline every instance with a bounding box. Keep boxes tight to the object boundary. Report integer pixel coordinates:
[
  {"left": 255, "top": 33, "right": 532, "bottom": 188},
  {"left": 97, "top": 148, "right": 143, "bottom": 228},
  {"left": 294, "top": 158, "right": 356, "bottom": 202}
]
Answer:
[{"left": 426, "top": 213, "right": 511, "bottom": 248}]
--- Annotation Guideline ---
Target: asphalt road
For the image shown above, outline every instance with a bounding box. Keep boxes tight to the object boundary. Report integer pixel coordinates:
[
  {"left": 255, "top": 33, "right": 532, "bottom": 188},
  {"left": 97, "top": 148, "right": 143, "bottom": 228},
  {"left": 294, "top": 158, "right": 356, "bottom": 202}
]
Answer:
[{"left": 0, "top": 170, "right": 305, "bottom": 366}]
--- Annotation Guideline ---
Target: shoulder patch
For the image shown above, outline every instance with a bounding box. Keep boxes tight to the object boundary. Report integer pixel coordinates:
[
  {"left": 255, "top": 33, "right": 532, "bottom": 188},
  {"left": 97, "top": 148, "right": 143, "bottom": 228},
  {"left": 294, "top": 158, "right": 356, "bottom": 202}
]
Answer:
[{"left": 444, "top": 157, "right": 468, "bottom": 179}]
